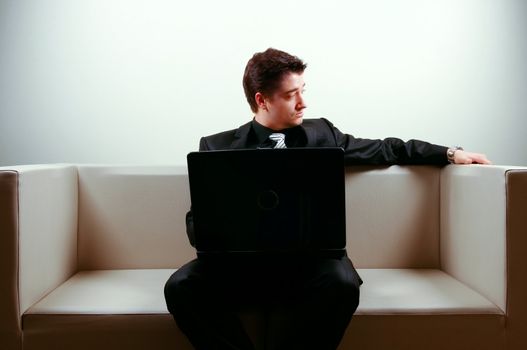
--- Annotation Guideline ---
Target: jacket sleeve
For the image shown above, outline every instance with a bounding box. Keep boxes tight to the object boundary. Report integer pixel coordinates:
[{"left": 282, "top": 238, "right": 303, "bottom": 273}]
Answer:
[
  {"left": 320, "top": 118, "right": 449, "bottom": 166},
  {"left": 185, "top": 209, "right": 195, "bottom": 248}
]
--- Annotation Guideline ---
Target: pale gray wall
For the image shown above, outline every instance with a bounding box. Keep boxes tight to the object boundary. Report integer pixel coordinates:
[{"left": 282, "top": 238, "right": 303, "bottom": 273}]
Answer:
[{"left": 1, "top": 0, "right": 526, "bottom": 166}]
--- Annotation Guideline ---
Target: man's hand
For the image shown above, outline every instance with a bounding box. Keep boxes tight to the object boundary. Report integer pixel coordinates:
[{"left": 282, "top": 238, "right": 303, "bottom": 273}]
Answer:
[{"left": 453, "top": 150, "right": 492, "bottom": 165}]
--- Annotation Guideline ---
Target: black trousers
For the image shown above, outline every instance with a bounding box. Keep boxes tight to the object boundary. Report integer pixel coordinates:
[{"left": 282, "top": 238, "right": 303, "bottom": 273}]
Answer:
[{"left": 164, "top": 254, "right": 361, "bottom": 350}]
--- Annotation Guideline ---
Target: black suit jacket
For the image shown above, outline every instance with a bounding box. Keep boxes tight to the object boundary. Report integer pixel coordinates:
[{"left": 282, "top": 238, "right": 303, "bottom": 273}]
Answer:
[
  {"left": 186, "top": 118, "right": 449, "bottom": 246},
  {"left": 199, "top": 118, "right": 448, "bottom": 165}
]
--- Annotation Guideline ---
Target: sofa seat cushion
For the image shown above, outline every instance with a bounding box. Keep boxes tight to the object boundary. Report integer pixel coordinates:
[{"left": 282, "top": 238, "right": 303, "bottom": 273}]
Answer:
[
  {"left": 25, "top": 268, "right": 501, "bottom": 316},
  {"left": 357, "top": 269, "right": 502, "bottom": 315},
  {"left": 21, "top": 268, "right": 504, "bottom": 350},
  {"left": 26, "top": 269, "right": 173, "bottom": 315}
]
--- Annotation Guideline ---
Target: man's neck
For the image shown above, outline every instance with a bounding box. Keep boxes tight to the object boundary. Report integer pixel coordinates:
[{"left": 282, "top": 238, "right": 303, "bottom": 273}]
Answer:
[
  {"left": 254, "top": 113, "right": 278, "bottom": 131},
  {"left": 254, "top": 113, "right": 293, "bottom": 131}
]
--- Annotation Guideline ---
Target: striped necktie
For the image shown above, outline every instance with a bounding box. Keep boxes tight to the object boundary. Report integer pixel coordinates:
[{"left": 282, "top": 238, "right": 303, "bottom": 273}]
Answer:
[{"left": 269, "top": 133, "right": 287, "bottom": 149}]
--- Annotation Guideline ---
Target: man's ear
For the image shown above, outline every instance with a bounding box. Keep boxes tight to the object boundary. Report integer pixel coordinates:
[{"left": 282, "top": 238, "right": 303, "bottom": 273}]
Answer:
[{"left": 255, "top": 92, "right": 267, "bottom": 111}]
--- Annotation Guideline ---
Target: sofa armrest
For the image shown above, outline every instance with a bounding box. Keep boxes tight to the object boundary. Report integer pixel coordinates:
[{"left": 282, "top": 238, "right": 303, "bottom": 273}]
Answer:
[
  {"left": 0, "top": 165, "right": 78, "bottom": 349},
  {"left": 504, "top": 169, "right": 527, "bottom": 349},
  {"left": 0, "top": 170, "right": 21, "bottom": 350},
  {"left": 440, "top": 165, "right": 527, "bottom": 347}
]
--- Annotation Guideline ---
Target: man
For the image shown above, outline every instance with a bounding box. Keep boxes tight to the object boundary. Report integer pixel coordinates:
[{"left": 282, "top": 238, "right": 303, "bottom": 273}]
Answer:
[{"left": 165, "top": 48, "right": 491, "bottom": 350}]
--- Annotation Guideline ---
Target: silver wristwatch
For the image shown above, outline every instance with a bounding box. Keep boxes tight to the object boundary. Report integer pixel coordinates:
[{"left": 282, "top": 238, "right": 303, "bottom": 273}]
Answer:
[{"left": 447, "top": 146, "right": 464, "bottom": 163}]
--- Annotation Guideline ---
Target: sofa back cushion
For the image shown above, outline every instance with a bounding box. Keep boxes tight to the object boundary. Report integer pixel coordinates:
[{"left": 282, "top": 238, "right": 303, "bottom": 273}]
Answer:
[
  {"left": 77, "top": 166, "right": 194, "bottom": 269},
  {"left": 77, "top": 165, "right": 441, "bottom": 269},
  {"left": 346, "top": 166, "right": 441, "bottom": 268}
]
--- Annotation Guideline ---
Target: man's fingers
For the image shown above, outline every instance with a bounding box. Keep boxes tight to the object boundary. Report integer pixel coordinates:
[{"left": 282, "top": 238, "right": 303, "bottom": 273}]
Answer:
[{"left": 454, "top": 151, "right": 492, "bottom": 165}]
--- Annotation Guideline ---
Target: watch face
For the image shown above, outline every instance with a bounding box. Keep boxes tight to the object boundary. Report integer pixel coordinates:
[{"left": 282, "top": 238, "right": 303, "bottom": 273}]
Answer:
[{"left": 447, "top": 149, "right": 456, "bottom": 162}]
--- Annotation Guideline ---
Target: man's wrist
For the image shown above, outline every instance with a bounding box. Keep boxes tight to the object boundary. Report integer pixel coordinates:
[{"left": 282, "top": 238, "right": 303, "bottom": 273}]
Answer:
[{"left": 447, "top": 146, "right": 464, "bottom": 163}]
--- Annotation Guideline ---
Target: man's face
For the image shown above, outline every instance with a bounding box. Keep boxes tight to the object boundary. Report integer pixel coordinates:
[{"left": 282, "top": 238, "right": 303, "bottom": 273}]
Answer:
[{"left": 263, "top": 72, "right": 307, "bottom": 130}]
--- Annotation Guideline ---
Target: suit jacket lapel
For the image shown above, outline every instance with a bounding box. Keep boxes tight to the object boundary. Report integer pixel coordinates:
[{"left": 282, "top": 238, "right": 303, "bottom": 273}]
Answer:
[
  {"left": 302, "top": 121, "right": 319, "bottom": 147},
  {"left": 229, "top": 121, "right": 253, "bottom": 149}
]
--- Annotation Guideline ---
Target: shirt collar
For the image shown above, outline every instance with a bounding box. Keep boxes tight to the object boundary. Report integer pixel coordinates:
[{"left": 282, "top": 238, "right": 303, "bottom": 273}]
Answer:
[
  {"left": 251, "top": 118, "right": 306, "bottom": 147},
  {"left": 251, "top": 118, "right": 277, "bottom": 145}
]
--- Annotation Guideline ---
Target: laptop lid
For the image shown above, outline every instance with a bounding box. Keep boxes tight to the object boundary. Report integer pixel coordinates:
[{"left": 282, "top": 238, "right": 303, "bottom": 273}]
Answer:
[{"left": 187, "top": 148, "right": 346, "bottom": 256}]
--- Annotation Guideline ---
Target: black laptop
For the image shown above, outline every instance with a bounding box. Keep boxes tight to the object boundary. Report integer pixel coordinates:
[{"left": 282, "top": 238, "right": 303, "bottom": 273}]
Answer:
[{"left": 187, "top": 148, "right": 346, "bottom": 257}]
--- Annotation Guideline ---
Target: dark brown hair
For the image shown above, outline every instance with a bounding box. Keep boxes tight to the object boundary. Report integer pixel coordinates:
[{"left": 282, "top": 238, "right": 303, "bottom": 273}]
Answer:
[{"left": 243, "top": 48, "right": 307, "bottom": 113}]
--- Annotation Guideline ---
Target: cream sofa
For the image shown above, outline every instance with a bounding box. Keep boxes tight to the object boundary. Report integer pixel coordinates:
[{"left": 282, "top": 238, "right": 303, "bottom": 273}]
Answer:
[{"left": 1, "top": 164, "right": 527, "bottom": 350}]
